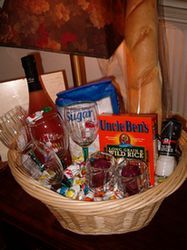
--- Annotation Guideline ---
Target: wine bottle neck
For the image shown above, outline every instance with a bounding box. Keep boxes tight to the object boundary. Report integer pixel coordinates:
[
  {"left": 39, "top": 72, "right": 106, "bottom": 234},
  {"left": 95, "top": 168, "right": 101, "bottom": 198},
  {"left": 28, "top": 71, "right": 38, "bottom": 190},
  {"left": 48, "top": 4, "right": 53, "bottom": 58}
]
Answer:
[
  {"left": 26, "top": 77, "right": 43, "bottom": 92},
  {"left": 21, "top": 55, "right": 43, "bottom": 92}
]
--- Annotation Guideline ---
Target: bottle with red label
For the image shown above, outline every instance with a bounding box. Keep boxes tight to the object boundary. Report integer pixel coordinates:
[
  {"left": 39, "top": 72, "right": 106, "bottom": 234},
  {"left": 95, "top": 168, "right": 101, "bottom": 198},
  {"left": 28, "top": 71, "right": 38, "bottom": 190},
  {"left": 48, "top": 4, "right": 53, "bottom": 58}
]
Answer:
[{"left": 21, "top": 54, "right": 71, "bottom": 168}]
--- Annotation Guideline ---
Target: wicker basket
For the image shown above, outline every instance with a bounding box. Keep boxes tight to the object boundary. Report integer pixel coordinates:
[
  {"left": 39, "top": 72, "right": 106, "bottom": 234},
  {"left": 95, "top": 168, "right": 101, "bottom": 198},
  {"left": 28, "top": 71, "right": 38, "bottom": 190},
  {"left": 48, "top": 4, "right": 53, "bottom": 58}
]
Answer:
[{"left": 7, "top": 130, "right": 187, "bottom": 235}]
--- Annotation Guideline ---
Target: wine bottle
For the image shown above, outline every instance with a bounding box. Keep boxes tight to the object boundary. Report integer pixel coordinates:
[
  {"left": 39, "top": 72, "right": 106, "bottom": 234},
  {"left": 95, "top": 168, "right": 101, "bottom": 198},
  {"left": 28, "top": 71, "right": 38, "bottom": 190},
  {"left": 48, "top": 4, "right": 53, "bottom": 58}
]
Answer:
[
  {"left": 21, "top": 54, "right": 56, "bottom": 115},
  {"left": 21, "top": 54, "right": 72, "bottom": 168}
]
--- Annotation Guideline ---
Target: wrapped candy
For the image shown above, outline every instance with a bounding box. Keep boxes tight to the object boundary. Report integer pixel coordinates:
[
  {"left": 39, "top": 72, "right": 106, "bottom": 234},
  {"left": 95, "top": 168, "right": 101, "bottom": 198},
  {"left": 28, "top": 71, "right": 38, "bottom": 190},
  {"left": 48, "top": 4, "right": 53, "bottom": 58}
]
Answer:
[{"left": 56, "top": 160, "right": 128, "bottom": 201}]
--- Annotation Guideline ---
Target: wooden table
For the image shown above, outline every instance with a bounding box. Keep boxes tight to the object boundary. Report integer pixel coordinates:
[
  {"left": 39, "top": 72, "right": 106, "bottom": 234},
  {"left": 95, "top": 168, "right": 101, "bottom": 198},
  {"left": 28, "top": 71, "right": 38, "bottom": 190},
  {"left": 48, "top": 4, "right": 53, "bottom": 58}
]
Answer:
[{"left": 0, "top": 166, "right": 187, "bottom": 250}]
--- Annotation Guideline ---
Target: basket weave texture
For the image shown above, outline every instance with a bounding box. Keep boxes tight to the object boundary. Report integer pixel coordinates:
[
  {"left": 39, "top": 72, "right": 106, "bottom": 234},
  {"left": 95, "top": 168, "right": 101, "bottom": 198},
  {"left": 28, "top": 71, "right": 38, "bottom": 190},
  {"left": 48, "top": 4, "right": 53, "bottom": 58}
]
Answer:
[{"left": 7, "top": 130, "right": 187, "bottom": 235}]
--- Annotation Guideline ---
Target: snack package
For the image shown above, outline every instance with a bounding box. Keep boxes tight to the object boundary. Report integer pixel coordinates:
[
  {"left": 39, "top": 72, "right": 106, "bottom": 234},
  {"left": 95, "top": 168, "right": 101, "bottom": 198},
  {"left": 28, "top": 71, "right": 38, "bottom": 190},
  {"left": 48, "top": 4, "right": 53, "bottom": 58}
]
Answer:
[
  {"left": 56, "top": 79, "right": 120, "bottom": 163},
  {"left": 98, "top": 113, "right": 158, "bottom": 186},
  {"left": 56, "top": 78, "right": 120, "bottom": 115}
]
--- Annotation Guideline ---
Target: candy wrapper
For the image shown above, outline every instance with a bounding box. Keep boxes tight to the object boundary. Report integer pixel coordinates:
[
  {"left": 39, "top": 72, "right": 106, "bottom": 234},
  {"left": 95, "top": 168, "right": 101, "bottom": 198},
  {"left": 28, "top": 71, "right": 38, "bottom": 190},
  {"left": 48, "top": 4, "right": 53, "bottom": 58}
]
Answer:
[{"left": 57, "top": 162, "right": 125, "bottom": 201}]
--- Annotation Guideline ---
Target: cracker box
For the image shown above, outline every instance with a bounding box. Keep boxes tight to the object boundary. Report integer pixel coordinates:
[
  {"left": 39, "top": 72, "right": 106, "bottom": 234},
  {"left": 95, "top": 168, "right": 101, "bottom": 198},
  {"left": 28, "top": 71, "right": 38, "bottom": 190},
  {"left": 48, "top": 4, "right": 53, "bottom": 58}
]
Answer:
[{"left": 98, "top": 114, "right": 158, "bottom": 186}]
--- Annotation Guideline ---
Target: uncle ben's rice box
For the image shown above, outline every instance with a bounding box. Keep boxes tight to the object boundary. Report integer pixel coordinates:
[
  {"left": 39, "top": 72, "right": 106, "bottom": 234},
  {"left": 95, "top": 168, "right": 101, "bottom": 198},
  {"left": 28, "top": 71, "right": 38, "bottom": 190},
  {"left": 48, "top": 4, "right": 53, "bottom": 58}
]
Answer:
[{"left": 98, "top": 113, "right": 158, "bottom": 186}]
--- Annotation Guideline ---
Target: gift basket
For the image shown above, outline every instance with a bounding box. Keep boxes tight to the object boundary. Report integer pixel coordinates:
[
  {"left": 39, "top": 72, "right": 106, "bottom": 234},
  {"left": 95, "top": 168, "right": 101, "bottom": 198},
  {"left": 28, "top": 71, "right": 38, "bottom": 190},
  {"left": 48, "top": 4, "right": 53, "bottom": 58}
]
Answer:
[
  {"left": 3, "top": 0, "right": 187, "bottom": 235},
  {"left": 7, "top": 130, "right": 187, "bottom": 235},
  {"left": 4, "top": 82, "right": 187, "bottom": 236}
]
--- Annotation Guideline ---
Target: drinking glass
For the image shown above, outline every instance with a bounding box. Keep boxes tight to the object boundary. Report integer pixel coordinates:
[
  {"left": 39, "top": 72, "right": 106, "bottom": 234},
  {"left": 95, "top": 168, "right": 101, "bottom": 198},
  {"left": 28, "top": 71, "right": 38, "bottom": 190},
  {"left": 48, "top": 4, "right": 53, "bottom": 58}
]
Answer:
[
  {"left": 64, "top": 102, "right": 99, "bottom": 162},
  {"left": 85, "top": 151, "right": 117, "bottom": 192},
  {"left": 27, "top": 112, "right": 70, "bottom": 168},
  {"left": 18, "top": 141, "right": 64, "bottom": 188},
  {"left": 0, "top": 105, "right": 29, "bottom": 151},
  {"left": 117, "top": 159, "right": 149, "bottom": 196}
]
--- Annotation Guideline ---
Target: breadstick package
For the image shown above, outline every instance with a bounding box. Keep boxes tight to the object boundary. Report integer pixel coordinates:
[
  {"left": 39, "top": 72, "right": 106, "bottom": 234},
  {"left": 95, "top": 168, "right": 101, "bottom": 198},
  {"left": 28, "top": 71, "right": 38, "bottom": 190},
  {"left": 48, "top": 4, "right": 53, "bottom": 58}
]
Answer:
[{"left": 124, "top": 0, "right": 163, "bottom": 132}]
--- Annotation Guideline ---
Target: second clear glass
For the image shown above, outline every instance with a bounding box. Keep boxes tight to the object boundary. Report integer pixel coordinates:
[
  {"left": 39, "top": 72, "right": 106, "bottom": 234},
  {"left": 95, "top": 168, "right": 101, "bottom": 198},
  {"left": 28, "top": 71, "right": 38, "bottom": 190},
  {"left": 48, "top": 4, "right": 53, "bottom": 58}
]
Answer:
[{"left": 27, "top": 111, "right": 70, "bottom": 168}]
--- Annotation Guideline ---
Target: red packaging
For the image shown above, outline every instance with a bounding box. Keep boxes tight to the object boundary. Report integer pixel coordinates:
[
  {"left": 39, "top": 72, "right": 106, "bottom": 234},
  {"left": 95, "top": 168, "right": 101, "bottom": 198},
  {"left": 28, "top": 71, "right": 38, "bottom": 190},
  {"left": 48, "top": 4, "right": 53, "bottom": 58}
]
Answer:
[{"left": 98, "top": 113, "right": 158, "bottom": 186}]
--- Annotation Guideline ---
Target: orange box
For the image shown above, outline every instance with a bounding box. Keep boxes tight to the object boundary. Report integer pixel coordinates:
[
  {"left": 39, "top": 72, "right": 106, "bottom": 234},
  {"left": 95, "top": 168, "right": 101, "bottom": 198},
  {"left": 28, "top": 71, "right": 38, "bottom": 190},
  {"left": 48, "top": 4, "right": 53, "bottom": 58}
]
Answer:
[{"left": 98, "top": 113, "right": 158, "bottom": 186}]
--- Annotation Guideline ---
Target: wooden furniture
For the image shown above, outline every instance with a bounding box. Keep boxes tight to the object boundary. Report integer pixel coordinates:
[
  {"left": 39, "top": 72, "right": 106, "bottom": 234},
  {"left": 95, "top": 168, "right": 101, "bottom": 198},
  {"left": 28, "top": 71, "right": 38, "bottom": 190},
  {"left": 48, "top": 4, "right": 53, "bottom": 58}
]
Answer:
[{"left": 0, "top": 165, "right": 187, "bottom": 250}]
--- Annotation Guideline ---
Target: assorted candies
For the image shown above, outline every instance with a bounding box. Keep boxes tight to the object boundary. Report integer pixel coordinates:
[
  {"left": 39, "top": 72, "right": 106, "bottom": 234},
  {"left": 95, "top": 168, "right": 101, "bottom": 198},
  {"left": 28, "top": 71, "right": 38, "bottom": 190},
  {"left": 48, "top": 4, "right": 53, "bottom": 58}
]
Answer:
[{"left": 57, "top": 162, "right": 124, "bottom": 201}]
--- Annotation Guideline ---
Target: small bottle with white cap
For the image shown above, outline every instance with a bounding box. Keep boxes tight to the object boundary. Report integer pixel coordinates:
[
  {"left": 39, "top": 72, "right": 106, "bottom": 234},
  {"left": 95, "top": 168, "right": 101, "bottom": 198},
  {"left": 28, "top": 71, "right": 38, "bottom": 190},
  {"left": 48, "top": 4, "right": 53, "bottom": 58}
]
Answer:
[{"left": 156, "top": 118, "right": 182, "bottom": 183}]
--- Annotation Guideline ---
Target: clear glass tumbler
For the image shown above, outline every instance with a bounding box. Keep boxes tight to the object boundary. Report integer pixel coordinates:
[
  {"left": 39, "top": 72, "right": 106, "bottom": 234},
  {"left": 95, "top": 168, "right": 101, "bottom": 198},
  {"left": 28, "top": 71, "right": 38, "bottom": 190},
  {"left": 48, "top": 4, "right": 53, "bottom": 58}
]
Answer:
[
  {"left": 117, "top": 159, "right": 149, "bottom": 196},
  {"left": 28, "top": 112, "right": 70, "bottom": 168},
  {"left": 85, "top": 151, "right": 117, "bottom": 193},
  {"left": 0, "top": 105, "right": 29, "bottom": 151},
  {"left": 19, "top": 141, "right": 64, "bottom": 189}
]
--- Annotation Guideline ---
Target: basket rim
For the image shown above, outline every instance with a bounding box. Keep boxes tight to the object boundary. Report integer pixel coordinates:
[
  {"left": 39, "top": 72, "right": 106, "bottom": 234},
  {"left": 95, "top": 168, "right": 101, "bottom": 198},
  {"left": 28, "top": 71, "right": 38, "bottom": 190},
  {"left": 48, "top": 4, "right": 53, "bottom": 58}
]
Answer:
[{"left": 7, "top": 144, "right": 187, "bottom": 216}]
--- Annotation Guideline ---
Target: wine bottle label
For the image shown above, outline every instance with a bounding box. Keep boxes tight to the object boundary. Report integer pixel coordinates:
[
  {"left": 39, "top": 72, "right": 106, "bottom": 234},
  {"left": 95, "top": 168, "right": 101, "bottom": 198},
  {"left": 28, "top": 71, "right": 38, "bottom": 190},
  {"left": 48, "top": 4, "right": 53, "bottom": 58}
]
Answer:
[
  {"left": 26, "top": 110, "right": 44, "bottom": 124},
  {"left": 26, "top": 107, "right": 53, "bottom": 124}
]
